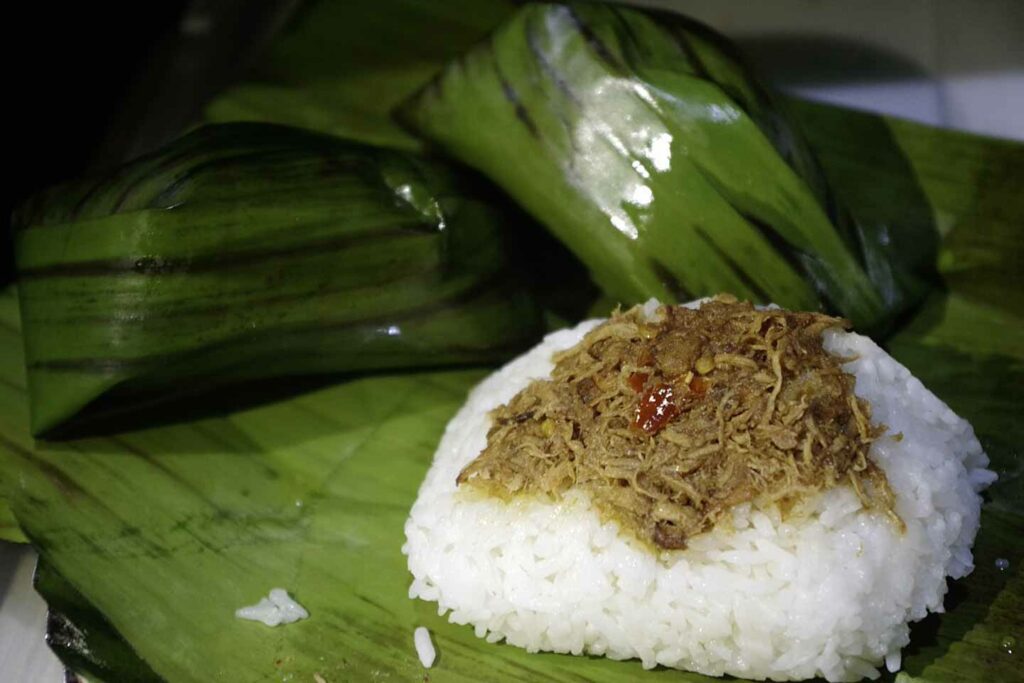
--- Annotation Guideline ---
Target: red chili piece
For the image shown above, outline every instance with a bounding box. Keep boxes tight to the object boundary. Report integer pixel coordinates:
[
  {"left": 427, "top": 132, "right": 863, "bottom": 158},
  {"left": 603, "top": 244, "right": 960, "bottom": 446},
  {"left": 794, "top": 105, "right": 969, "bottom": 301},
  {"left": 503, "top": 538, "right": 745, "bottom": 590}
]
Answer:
[
  {"left": 634, "top": 383, "right": 679, "bottom": 434},
  {"left": 627, "top": 372, "right": 649, "bottom": 393}
]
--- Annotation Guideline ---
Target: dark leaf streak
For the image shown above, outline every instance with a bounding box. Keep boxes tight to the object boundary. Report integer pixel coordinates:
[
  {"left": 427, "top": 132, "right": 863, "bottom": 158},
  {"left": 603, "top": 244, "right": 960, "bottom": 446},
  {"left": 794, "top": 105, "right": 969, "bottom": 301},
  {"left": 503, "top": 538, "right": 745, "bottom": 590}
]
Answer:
[
  {"left": 563, "top": 5, "right": 622, "bottom": 71},
  {"left": 0, "top": 433, "right": 89, "bottom": 502},
  {"left": 107, "top": 147, "right": 217, "bottom": 217},
  {"left": 29, "top": 260, "right": 447, "bottom": 325},
  {"left": 27, "top": 270, "right": 522, "bottom": 374},
  {"left": 21, "top": 131, "right": 375, "bottom": 230},
  {"left": 108, "top": 139, "right": 338, "bottom": 218},
  {"left": 521, "top": 8, "right": 587, "bottom": 162},
  {"left": 188, "top": 423, "right": 284, "bottom": 485},
  {"left": 737, "top": 210, "right": 819, "bottom": 288},
  {"left": 524, "top": 12, "right": 579, "bottom": 106},
  {"left": 663, "top": 25, "right": 800, "bottom": 165},
  {"left": 355, "top": 592, "right": 394, "bottom": 618},
  {"left": 57, "top": 141, "right": 211, "bottom": 226},
  {"left": 692, "top": 226, "right": 774, "bottom": 304},
  {"left": 0, "top": 374, "right": 26, "bottom": 393},
  {"left": 633, "top": 118, "right": 810, "bottom": 304},
  {"left": 18, "top": 225, "right": 433, "bottom": 280},
  {"left": 647, "top": 258, "right": 693, "bottom": 301},
  {"left": 605, "top": 6, "right": 641, "bottom": 49},
  {"left": 0, "top": 435, "right": 169, "bottom": 558},
  {"left": 489, "top": 38, "right": 541, "bottom": 139},
  {"left": 670, "top": 28, "right": 781, "bottom": 140},
  {"left": 105, "top": 436, "right": 234, "bottom": 517},
  {"left": 664, "top": 25, "right": 713, "bottom": 82},
  {"left": 143, "top": 149, "right": 360, "bottom": 212},
  {"left": 663, "top": 20, "right": 844, "bottom": 230},
  {"left": 52, "top": 442, "right": 302, "bottom": 564},
  {"left": 31, "top": 521, "right": 314, "bottom": 562},
  {"left": 637, "top": 99, "right": 816, "bottom": 300},
  {"left": 66, "top": 178, "right": 109, "bottom": 226}
]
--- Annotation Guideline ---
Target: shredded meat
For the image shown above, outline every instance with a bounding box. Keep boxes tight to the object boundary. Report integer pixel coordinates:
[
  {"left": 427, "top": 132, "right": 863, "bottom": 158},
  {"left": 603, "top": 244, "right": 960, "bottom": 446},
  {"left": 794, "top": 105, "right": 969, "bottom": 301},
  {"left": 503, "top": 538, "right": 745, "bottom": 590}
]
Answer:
[{"left": 457, "top": 295, "right": 899, "bottom": 550}]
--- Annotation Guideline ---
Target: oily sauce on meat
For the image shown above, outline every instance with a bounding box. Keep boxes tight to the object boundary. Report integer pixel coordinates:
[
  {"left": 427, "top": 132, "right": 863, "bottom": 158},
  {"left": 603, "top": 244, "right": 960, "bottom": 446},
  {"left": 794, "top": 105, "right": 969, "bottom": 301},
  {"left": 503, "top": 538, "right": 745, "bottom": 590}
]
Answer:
[{"left": 457, "top": 296, "right": 898, "bottom": 551}]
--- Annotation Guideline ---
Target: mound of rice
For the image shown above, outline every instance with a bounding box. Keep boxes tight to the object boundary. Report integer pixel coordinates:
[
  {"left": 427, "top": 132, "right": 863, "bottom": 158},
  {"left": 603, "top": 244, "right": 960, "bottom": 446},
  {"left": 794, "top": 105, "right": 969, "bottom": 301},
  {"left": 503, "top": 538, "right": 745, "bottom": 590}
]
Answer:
[{"left": 403, "top": 301, "right": 995, "bottom": 681}]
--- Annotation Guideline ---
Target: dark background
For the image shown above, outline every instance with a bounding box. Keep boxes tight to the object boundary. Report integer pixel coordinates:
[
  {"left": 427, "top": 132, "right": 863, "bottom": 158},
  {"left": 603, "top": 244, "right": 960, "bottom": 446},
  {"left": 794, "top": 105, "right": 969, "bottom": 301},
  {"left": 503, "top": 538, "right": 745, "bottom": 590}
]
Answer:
[{"left": 4, "top": 3, "right": 190, "bottom": 282}]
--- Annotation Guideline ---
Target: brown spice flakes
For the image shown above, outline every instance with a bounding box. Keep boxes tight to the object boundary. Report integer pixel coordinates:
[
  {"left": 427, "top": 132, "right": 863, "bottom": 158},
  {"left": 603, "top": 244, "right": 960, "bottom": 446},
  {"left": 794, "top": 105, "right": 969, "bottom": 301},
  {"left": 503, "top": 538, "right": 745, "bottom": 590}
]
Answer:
[{"left": 457, "top": 296, "right": 897, "bottom": 551}]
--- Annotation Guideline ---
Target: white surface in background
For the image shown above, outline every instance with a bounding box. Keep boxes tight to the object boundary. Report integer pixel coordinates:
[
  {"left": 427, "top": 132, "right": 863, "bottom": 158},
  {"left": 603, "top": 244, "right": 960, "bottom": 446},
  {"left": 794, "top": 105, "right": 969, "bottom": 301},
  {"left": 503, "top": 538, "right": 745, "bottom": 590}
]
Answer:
[
  {"left": 0, "top": 545, "right": 66, "bottom": 681},
  {"left": 1, "top": 1, "right": 1022, "bottom": 681},
  {"left": 789, "top": 81, "right": 947, "bottom": 127},
  {"left": 641, "top": 0, "right": 1024, "bottom": 140},
  {"left": 942, "top": 73, "right": 1024, "bottom": 140}
]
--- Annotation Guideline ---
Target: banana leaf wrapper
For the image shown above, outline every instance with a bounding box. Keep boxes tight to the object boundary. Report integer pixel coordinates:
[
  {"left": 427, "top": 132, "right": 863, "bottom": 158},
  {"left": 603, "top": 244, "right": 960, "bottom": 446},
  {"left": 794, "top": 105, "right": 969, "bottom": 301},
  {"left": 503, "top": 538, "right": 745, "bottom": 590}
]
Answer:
[
  {"left": 397, "top": 2, "right": 937, "bottom": 332},
  {"left": 13, "top": 122, "right": 542, "bottom": 435},
  {"left": 0, "top": 1, "right": 1020, "bottom": 681},
  {"left": 3, "top": 103, "right": 1021, "bottom": 683}
]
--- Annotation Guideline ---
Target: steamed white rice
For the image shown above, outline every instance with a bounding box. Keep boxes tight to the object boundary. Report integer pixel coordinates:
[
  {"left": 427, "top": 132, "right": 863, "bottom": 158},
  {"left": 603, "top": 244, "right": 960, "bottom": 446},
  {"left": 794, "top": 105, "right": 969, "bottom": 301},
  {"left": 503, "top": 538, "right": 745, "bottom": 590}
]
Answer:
[
  {"left": 234, "top": 588, "right": 308, "bottom": 626},
  {"left": 414, "top": 626, "right": 437, "bottom": 668},
  {"left": 403, "top": 301, "right": 995, "bottom": 681}
]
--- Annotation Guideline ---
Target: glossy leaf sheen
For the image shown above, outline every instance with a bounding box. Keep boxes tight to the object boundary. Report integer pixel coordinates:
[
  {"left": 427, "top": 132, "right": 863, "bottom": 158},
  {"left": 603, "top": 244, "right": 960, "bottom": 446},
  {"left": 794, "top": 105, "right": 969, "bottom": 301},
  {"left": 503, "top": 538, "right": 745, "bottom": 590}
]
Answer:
[
  {"left": 793, "top": 101, "right": 1024, "bottom": 516},
  {"left": 0, "top": 2, "right": 1021, "bottom": 683},
  {"left": 4, "top": 109, "right": 1024, "bottom": 679},
  {"left": 14, "top": 123, "right": 542, "bottom": 435},
  {"left": 398, "top": 3, "right": 933, "bottom": 331}
]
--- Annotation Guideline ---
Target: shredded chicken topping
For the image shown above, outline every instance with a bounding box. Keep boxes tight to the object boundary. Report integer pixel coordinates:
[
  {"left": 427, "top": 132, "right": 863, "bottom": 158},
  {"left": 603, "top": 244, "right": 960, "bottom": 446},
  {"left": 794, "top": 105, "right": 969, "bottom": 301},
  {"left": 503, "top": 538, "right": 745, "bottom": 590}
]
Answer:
[{"left": 458, "top": 296, "right": 898, "bottom": 550}]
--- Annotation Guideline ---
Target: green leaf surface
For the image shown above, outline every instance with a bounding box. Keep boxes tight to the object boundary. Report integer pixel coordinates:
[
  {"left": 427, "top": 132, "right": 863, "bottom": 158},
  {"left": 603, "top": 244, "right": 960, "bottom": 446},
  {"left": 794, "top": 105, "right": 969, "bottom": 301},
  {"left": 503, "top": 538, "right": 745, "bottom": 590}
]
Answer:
[
  {"left": 0, "top": 275, "right": 1020, "bottom": 682},
  {"left": 793, "top": 100, "right": 1024, "bottom": 514},
  {"left": 14, "top": 123, "right": 542, "bottom": 435},
  {"left": 2, "top": 1, "right": 1022, "bottom": 681},
  {"left": 0, "top": 498, "right": 28, "bottom": 543},
  {"left": 5, "top": 103, "right": 1024, "bottom": 679},
  {"left": 209, "top": 0, "right": 937, "bottom": 333},
  {"left": 205, "top": 0, "right": 517, "bottom": 151},
  {"left": 792, "top": 99, "right": 1024, "bottom": 326},
  {"left": 0, "top": 290, "right": 699, "bottom": 682},
  {"left": 0, "top": 291, "right": 28, "bottom": 543},
  {"left": 397, "top": 2, "right": 933, "bottom": 332}
]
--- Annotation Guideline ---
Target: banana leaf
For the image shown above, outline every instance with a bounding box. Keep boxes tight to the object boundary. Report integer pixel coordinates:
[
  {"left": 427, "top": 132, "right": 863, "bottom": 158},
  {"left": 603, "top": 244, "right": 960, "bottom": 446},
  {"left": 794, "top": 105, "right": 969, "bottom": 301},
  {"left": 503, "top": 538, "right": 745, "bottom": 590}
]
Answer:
[
  {"left": 396, "top": 2, "right": 935, "bottom": 332},
  {"left": 0, "top": 238, "right": 1021, "bottom": 683},
  {"left": 204, "top": 0, "right": 517, "bottom": 151},
  {"left": 3, "top": 96, "right": 1024, "bottom": 683},
  {"left": 791, "top": 100, "right": 1024, "bottom": 510},
  {"left": 13, "top": 122, "right": 542, "bottom": 436},
  {"left": 0, "top": 293, "right": 28, "bottom": 543},
  {"left": 2, "top": 2, "right": 1021, "bottom": 682},
  {"left": 0, "top": 498, "right": 27, "bottom": 542}
]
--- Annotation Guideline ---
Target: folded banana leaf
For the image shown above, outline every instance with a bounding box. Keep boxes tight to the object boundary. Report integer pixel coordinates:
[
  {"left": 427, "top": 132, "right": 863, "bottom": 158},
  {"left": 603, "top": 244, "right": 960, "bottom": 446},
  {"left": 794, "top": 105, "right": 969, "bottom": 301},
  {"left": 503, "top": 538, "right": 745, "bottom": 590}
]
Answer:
[
  {"left": 207, "top": 0, "right": 936, "bottom": 338},
  {"left": 1, "top": 1, "right": 1021, "bottom": 682},
  {"left": 13, "top": 122, "right": 542, "bottom": 435},
  {"left": 0, "top": 233, "right": 1021, "bottom": 683},
  {"left": 2, "top": 92, "right": 1023, "bottom": 683},
  {"left": 397, "top": 2, "right": 936, "bottom": 332},
  {"left": 204, "top": 0, "right": 517, "bottom": 152},
  {"left": 793, "top": 99, "right": 1024, "bottom": 511}
]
